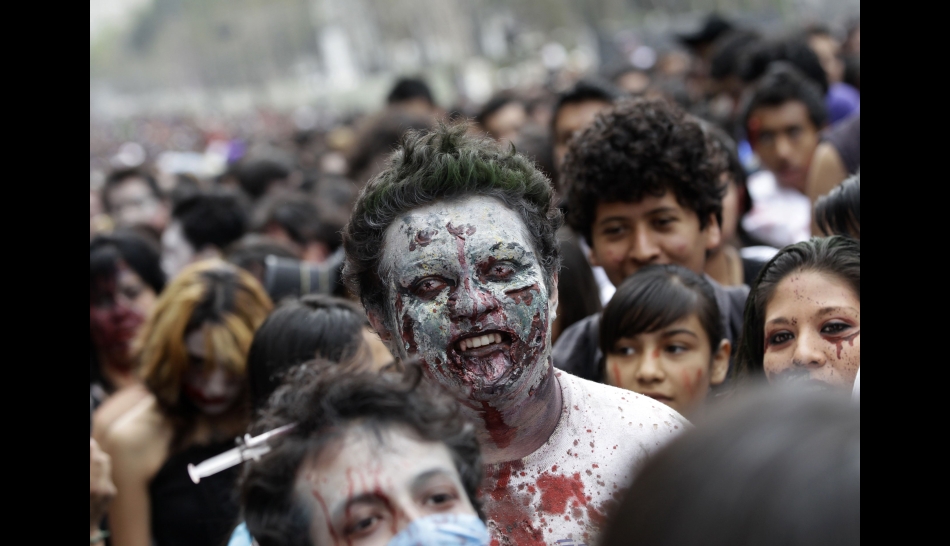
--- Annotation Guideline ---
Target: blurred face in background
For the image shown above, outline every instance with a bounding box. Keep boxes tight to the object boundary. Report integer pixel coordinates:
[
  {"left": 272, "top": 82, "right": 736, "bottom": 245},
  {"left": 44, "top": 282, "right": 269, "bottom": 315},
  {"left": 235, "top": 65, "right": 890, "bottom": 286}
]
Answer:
[
  {"left": 748, "top": 101, "right": 821, "bottom": 193},
  {"left": 106, "top": 177, "right": 168, "bottom": 232},
  {"left": 90, "top": 262, "right": 157, "bottom": 368},
  {"left": 484, "top": 102, "right": 526, "bottom": 145},
  {"left": 762, "top": 270, "right": 860, "bottom": 391},
  {"left": 808, "top": 34, "right": 844, "bottom": 84},
  {"left": 553, "top": 99, "right": 612, "bottom": 173},
  {"left": 183, "top": 327, "right": 244, "bottom": 415},
  {"left": 161, "top": 220, "right": 196, "bottom": 278}
]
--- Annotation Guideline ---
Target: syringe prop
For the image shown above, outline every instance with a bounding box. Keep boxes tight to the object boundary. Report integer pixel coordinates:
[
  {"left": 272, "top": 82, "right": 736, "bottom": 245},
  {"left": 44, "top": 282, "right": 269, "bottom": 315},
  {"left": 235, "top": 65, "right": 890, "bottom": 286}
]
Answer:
[{"left": 187, "top": 423, "right": 296, "bottom": 484}]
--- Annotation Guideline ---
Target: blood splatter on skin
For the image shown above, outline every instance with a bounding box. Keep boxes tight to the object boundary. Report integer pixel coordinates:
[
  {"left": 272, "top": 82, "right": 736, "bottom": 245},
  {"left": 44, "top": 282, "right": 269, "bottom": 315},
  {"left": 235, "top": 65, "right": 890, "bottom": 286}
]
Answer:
[
  {"left": 482, "top": 462, "right": 546, "bottom": 546},
  {"left": 834, "top": 330, "right": 859, "bottom": 359},
  {"left": 537, "top": 472, "right": 587, "bottom": 513},
  {"left": 762, "top": 271, "right": 860, "bottom": 389}
]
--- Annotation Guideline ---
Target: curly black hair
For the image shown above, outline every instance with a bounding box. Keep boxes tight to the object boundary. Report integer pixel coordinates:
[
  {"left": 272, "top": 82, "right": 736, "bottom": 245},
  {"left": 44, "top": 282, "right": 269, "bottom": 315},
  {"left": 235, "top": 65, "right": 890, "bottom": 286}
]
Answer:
[
  {"left": 561, "top": 97, "right": 727, "bottom": 246},
  {"left": 240, "top": 361, "right": 484, "bottom": 546},
  {"left": 342, "top": 121, "right": 562, "bottom": 328}
]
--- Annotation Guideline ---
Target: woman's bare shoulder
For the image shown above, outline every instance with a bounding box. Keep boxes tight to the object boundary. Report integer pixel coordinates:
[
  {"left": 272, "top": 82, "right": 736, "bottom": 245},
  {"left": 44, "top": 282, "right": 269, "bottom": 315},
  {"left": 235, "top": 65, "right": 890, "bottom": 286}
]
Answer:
[
  {"left": 92, "top": 384, "right": 151, "bottom": 444},
  {"left": 101, "top": 394, "right": 172, "bottom": 476}
]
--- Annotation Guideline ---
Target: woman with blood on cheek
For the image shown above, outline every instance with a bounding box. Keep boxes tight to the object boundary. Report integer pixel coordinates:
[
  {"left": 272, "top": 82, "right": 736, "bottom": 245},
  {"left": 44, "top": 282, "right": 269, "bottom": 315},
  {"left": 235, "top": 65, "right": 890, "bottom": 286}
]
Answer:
[
  {"left": 90, "top": 231, "right": 166, "bottom": 418},
  {"left": 599, "top": 265, "right": 731, "bottom": 420},
  {"left": 736, "top": 236, "right": 860, "bottom": 391},
  {"left": 240, "top": 363, "right": 489, "bottom": 546}
]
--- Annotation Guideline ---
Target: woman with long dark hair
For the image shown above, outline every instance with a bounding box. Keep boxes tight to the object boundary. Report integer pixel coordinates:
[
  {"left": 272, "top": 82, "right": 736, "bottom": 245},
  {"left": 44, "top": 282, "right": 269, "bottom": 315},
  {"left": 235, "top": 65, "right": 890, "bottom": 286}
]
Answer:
[{"left": 735, "top": 236, "right": 860, "bottom": 391}]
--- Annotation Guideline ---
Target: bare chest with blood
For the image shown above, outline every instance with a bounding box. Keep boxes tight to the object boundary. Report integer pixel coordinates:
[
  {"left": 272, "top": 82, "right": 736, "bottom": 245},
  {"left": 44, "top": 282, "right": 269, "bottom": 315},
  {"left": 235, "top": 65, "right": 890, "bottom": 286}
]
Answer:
[{"left": 479, "top": 372, "right": 688, "bottom": 546}]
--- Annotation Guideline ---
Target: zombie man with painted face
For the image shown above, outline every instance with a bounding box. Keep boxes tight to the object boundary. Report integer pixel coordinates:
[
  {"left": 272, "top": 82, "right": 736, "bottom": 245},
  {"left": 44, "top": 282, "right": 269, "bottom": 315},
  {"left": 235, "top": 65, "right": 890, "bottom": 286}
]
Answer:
[{"left": 343, "top": 123, "right": 688, "bottom": 546}]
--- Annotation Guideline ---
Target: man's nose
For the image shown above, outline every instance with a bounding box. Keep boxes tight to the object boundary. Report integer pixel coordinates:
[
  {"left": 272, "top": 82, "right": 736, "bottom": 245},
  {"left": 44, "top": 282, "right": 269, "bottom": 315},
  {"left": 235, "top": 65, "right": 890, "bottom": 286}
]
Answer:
[
  {"left": 629, "top": 229, "right": 661, "bottom": 264},
  {"left": 390, "top": 500, "right": 426, "bottom": 539},
  {"left": 775, "top": 134, "right": 793, "bottom": 160},
  {"left": 450, "top": 279, "right": 497, "bottom": 318}
]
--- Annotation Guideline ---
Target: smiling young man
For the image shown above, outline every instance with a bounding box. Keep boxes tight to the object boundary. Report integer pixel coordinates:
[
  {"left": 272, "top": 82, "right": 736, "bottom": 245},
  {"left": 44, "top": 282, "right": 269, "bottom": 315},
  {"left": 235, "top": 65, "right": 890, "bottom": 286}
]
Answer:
[
  {"left": 342, "top": 123, "right": 688, "bottom": 546},
  {"left": 553, "top": 97, "right": 750, "bottom": 383}
]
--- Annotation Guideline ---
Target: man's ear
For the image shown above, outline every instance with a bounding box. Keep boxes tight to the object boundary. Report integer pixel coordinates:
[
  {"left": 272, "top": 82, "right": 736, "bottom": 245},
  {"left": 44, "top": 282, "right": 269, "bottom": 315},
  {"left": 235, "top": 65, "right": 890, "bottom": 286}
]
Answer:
[
  {"left": 548, "top": 272, "right": 559, "bottom": 323},
  {"left": 710, "top": 339, "right": 731, "bottom": 386},
  {"left": 704, "top": 213, "right": 723, "bottom": 251},
  {"left": 366, "top": 310, "right": 393, "bottom": 342}
]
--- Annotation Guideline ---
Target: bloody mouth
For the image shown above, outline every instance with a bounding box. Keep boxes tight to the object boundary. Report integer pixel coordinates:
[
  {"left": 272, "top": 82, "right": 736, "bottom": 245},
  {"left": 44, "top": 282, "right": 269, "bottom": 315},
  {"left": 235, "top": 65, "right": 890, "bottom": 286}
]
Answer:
[
  {"left": 454, "top": 330, "right": 512, "bottom": 354},
  {"left": 448, "top": 330, "right": 522, "bottom": 390}
]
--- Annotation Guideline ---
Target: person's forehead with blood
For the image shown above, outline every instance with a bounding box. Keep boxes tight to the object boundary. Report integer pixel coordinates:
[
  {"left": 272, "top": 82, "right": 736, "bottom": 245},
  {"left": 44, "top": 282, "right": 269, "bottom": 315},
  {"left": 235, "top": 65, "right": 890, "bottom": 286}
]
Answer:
[{"left": 296, "top": 424, "right": 479, "bottom": 546}]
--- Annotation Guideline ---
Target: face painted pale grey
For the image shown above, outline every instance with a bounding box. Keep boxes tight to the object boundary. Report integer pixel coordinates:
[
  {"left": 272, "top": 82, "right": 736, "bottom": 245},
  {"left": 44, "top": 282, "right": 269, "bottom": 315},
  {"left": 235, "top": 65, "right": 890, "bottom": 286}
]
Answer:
[{"left": 381, "top": 195, "right": 554, "bottom": 406}]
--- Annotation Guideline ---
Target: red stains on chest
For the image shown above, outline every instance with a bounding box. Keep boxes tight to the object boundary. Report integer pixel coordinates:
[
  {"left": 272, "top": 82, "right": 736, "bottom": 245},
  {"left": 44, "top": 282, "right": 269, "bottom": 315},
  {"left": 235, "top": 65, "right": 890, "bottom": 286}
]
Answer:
[
  {"left": 480, "top": 401, "right": 515, "bottom": 448},
  {"left": 482, "top": 462, "right": 546, "bottom": 546},
  {"left": 537, "top": 471, "right": 588, "bottom": 514}
]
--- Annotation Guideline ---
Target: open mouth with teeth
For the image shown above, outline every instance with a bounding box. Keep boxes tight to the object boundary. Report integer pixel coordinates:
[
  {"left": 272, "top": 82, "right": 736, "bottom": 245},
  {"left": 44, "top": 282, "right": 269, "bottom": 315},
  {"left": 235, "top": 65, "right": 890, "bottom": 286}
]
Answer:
[
  {"left": 449, "top": 330, "right": 519, "bottom": 389},
  {"left": 456, "top": 331, "right": 509, "bottom": 353}
]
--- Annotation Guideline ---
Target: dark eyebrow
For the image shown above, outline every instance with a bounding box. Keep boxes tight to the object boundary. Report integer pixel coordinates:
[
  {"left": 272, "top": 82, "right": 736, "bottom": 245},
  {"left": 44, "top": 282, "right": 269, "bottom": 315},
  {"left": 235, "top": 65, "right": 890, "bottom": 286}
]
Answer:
[
  {"left": 410, "top": 468, "right": 456, "bottom": 493},
  {"left": 660, "top": 329, "right": 700, "bottom": 340},
  {"left": 596, "top": 215, "right": 630, "bottom": 225},
  {"left": 332, "top": 492, "right": 388, "bottom": 522},
  {"left": 766, "top": 317, "right": 792, "bottom": 327},
  {"left": 645, "top": 206, "right": 679, "bottom": 216},
  {"left": 817, "top": 306, "right": 859, "bottom": 316}
]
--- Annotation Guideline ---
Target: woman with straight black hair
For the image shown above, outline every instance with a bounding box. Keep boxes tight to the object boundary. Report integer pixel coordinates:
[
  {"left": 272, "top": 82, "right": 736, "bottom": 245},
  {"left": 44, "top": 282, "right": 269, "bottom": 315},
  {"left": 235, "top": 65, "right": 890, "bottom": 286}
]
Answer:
[
  {"left": 599, "top": 265, "right": 731, "bottom": 419},
  {"left": 814, "top": 173, "right": 860, "bottom": 239},
  {"left": 245, "top": 294, "right": 393, "bottom": 413},
  {"left": 736, "top": 236, "right": 860, "bottom": 391}
]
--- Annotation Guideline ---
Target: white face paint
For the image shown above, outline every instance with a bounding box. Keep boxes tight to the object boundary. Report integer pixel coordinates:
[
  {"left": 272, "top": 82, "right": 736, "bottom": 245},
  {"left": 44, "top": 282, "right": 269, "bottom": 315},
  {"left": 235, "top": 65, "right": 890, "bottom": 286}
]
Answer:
[
  {"left": 161, "top": 220, "right": 196, "bottom": 278},
  {"left": 381, "top": 196, "right": 555, "bottom": 409},
  {"left": 182, "top": 328, "right": 242, "bottom": 415}
]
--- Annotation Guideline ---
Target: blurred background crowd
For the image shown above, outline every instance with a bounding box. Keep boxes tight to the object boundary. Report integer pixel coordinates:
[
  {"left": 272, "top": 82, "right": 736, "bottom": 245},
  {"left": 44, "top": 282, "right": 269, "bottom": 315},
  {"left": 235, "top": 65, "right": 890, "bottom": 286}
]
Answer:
[{"left": 89, "top": 1, "right": 860, "bottom": 545}]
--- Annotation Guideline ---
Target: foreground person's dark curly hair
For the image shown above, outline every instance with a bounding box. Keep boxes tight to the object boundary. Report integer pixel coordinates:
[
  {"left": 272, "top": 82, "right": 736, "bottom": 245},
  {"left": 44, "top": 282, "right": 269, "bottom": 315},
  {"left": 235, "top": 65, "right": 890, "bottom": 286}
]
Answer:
[
  {"left": 561, "top": 97, "right": 727, "bottom": 245},
  {"left": 239, "top": 360, "right": 483, "bottom": 546}
]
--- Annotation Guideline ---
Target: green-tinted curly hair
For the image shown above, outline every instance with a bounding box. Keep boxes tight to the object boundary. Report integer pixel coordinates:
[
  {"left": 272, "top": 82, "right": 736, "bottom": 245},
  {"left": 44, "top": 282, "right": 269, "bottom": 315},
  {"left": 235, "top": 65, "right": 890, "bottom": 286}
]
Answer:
[{"left": 342, "top": 121, "right": 562, "bottom": 324}]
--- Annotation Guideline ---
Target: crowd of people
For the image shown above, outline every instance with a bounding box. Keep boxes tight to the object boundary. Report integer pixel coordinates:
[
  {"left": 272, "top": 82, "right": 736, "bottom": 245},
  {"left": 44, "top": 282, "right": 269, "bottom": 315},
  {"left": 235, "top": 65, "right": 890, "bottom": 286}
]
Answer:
[{"left": 90, "top": 12, "right": 860, "bottom": 546}]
